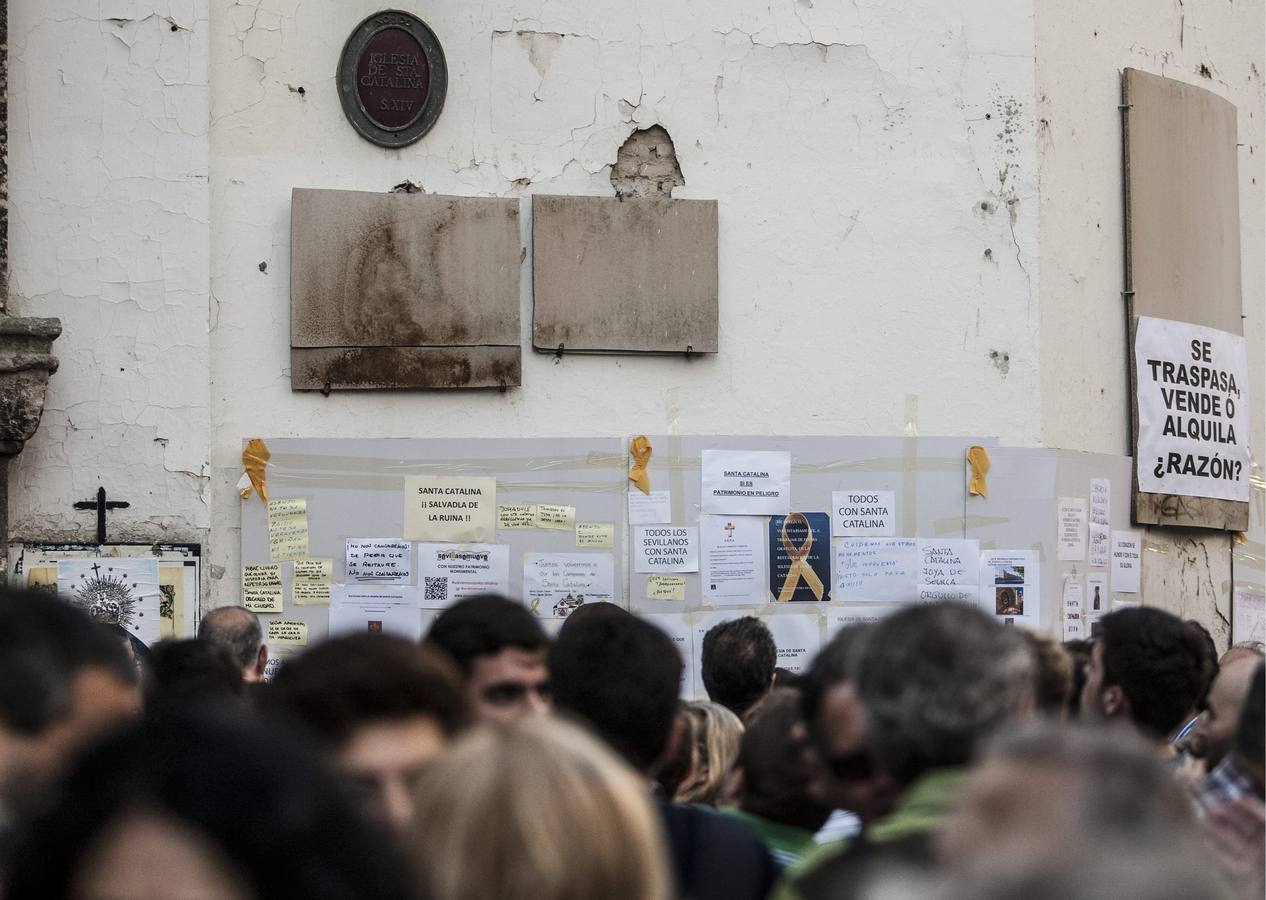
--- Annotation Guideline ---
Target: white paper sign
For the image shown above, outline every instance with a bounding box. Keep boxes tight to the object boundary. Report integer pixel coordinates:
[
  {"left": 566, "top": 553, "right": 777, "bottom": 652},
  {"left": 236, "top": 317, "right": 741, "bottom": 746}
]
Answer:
[
  {"left": 831, "top": 491, "right": 896, "bottom": 537},
  {"left": 345, "top": 540, "right": 412, "bottom": 584},
  {"left": 628, "top": 490, "right": 672, "bottom": 525},
  {"left": 58, "top": 558, "right": 162, "bottom": 645},
  {"left": 1135, "top": 316, "right": 1251, "bottom": 501},
  {"left": 765, "top": 614, "right": 822, "bottom": 674},
  {"left": 826, "top": 605, "right": 901, "bottom": 638},
  {"left": 329, "top": 584, "right": 423, "bottom": 641},
  {"left": 1089, "top": 478, "right": 1111, "bottom": 525},
  {"left": 1086, "top": 572, "right": 1109, "bottom": 630},
  {"left": 834, "top": 538, "right": 918, "bottom": 602},
  {"left": 917, "top": 539, "right": 980, "bottom": 585},
  {"left": 633, "top": 527, "right": 700, "bottom": 574},
  {"left": 523, "top": 553, "right": 615, "bottom": 618},
  {"left": 980, "top": 549, "right": 1041, "bottom": 623},
  {"left": 701, "top": 449, "right": 792, "bottom": 516},
  {"left": 1057, "top": 498, "right": 1087, "bottom": 562},
  {"left": 701, "top": 515, "right": 768, "bottom": 605},
  {"left": 1111, "top": 531, "right": 1142, "bottom": 593},
  {"left": 1232, "top": 584, "right": 1265, "bottom": 645},
  {"left": 1088, "top": 522, "right": 1110, "bottom": 568},
  {"left": 642, "top": 612, "right": 695, "bottom": 698},
  {"left": 418, "top": 543, "right": 510, "bottom": 609},
  {"left": 1062, "top": 574, "right": 1085, "bottom": 641}
]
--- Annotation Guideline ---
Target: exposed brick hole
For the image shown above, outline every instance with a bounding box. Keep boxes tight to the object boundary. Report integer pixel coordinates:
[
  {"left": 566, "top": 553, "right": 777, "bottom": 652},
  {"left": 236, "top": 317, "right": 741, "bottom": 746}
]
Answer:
[{"left": 610, "top": 125, "right": 684, "bottom": 199}]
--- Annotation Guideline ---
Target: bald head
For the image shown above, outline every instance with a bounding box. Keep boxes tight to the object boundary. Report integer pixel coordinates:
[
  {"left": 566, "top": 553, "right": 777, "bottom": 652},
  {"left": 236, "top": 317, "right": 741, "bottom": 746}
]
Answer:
[
  {"left": 199, "top": 606, "right": 267, "bottom": 683},
  {"left": 1194, "top": 653, "right": 1263, "bottom": 768}
]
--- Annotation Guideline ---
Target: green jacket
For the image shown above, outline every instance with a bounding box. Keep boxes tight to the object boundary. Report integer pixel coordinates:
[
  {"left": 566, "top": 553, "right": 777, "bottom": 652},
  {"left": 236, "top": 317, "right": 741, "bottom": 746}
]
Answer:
[
  {"left": 719, "top": 808, "right": 821, "bottom": 869},
  {"left": 769, "top": 768, "right": 968, "bottom": 900}
]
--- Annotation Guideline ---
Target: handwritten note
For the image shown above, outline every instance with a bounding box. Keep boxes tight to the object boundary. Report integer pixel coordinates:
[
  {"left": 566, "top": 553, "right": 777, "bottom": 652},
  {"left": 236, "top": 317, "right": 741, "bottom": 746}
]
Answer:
[
  {"left": 293, "top": 557, "right": 332, "bottom": 582},
  {"left": 834, "top": 538, "right": 918, "bottom": 602},
  {"left": 647, "top": 575, "right": 687, "bottom": 601},
  {"left": 293, "top": 581, "right": 331, "bottom": 605},
  {"left": 523, "top": 553, "right": 614, "bottom": 618},
  {"left": 267, "top": 620, "right": 309, "bottom": 646},
  {"left": 535, "top": 504, "right": 576, "bottom": 530},
  {"left": 267, "top": 498, "right": 309, "bottom": 562},
  {"left": 243, "top": 564, "right": 283, "bottom": 613},
  {"left": 498, "top": 505, "right": 537, "bottom": 529},
  {"left": 916, "top": 539, "right": 980, "bottom": 585},
  {"left": 576, "top": 523, "right": 615, "bottom": 548},
  {"left": 346, "top": 540, "right": 412, "bottom": 583},
  {"left": 628, "top": 490, "right": 672, "bottom": 525}
]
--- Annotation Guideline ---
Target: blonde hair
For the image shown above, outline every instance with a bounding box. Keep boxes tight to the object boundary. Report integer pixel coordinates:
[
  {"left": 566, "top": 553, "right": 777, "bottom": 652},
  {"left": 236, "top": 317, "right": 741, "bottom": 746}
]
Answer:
[
  {"left": 678, "top": 700, "right": 743, "bottom": 805},
  {"left": 409, "top": 717, "right": 671, "bottom": 900}
]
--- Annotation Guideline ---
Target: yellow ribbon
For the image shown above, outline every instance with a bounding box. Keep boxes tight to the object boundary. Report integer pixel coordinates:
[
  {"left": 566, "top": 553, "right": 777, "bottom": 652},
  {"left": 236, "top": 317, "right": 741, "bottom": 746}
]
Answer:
[
  {"left": 241, "top": 438, "right": 271, "bottom": 504},
  {"left": 967, "top": 445, "right": 990, "bottom": 497},
  {"left": 777, "top": 513, "right": 825, "bottom": 602},
  {"left": 628, "top": 435, "right": 653, "bottom": 495}
]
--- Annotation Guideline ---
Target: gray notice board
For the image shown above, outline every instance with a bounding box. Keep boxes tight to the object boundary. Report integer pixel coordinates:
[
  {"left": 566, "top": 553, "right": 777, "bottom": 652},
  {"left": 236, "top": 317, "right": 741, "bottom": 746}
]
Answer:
[{"left": 240, "top": 438, "right": 625, "bottom": 645}]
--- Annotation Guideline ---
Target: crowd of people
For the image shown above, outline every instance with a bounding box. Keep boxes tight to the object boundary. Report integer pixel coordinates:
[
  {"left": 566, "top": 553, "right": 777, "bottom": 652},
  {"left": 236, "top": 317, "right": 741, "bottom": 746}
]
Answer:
[{"left": 0, "top": 585, "right": 1261, "bottom": 899}]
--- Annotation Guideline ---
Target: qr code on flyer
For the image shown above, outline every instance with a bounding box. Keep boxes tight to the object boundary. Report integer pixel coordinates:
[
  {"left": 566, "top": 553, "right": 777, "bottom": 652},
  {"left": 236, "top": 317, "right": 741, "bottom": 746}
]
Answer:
[{"left": 424, "top": 577, "right": 449, "bottom": 604}]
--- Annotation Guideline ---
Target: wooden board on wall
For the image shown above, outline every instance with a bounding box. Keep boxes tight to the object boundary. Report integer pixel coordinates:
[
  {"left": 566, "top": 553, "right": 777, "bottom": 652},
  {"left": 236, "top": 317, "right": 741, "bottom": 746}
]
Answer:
[{"left": 1122, "top": 68, "right": 1248, "bottom": 531}]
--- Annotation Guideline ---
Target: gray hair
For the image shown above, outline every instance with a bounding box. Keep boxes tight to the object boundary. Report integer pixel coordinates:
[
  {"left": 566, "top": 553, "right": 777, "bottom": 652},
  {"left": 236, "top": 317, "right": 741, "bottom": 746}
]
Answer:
[
  {"left": 857, "top": 603, "right": 1035, "bottom": 785},
  {"left": 198, "top": 605, "right": 262, "bottom": 671},
  {"left": 983, "top": 719, "right": 1195, "bottom": 838}
]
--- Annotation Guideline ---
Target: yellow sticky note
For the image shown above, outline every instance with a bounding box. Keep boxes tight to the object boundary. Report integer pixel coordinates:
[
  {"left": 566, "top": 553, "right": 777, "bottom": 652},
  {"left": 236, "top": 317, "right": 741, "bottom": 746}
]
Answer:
[
  {"left": 647, "top": 575, "right": 686, "bottom": 601},
  {"left": 268, "top": 498, "right": 309, "bottom": 562},
  {"left": 293, "top": 557, "right": 332, "bottom": 582},
  {"left": 292, "top": 581, "right": 331, "bottom": 605},
  {"left": 535, "top": 504, "right": 576, "bottom": 530},
  {"left": 243, "top": 564, "right": 283, "bottom": 613},
  {"left": 267, "top": 619, "right": 309, "bottom": 646},
  {"left": 576, "top": 523, "right": 615, "bottom": 548},
  {"left": 498, "top": 505, "right": 538, "bottom": 529}
]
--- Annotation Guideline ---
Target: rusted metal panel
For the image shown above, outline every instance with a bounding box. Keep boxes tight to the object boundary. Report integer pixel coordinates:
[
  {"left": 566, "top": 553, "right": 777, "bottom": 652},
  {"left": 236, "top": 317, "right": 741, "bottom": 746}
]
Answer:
[
  {"left": 290, "top": 188, "right": 521, "bottom": 390},
  {"left": 291, "top": 346, "right": 520, "bottom": 391},
  {"left": 531, "top": 195, "right": 718, "bottom": 354},
  {"left": 1122, "top": 70, "right": 1247, "bottom": 530}
]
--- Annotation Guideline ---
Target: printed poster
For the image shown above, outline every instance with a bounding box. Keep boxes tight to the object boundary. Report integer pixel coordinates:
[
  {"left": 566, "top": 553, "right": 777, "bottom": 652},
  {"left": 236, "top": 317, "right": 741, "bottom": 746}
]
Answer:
[
  {"left": 831, "top": 490, "right": 896, "bottom": 537},
  {"left": 643, "top": 612, "right": 695, "bottom": 698},
  {"left": 1111, "top": 531, "right": 1142, "bottom": 593},
  {"left": 404, "top": 476, "right": 496, "bottom": 543},
  {"left": 633, "top": 527, "right": 699, "bottom": 574},
  {"left": 701, "top": 515, "right": 768, "bottom": 606},
  {"left": 1086, "top": 572, "right": 1109, "bottom": 633},
  {"left": 701, "top": 449, "right": 791, "bottom": 516},
  {"left": 1134, "top": 316, "right": 1250, "bottom": 502},
  {"left": 329, "top": 584, "right": 423, "bottom": 641},
  {"left": 58, "top": 558, "right": 162, "bottom": 645},
  {"left": 418, "top": 543, "right": 511, "bottom": 609},
  {"left": 1062, "top": 574, "right": 1084, "bottom": 641},
  {"left": 979, "top": 549, "right": 1041, "bottom": 624},
  {"left": 768, "top": 513, "right": 830, "bottom": 602},
  {"left": 1057, "top": 497, "right": 1087, "bottom": 562}
]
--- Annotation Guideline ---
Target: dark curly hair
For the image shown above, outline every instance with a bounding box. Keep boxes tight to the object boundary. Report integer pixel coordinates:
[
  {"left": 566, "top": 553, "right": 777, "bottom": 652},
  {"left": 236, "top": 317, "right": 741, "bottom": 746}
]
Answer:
[{"left": 1098, "top": 607, "right": 1208, "bottom": 739}]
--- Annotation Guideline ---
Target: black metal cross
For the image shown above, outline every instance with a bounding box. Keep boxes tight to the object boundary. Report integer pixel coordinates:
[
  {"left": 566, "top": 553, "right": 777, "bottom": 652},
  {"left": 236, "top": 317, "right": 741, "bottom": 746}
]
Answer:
[{"left": 73, "top": 487, "right": 130, "bottom": 545}]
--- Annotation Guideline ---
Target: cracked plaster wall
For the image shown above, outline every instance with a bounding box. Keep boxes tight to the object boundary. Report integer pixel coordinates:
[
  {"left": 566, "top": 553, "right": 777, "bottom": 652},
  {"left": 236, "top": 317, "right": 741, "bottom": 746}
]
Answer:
[
  {"left": 208, "top": 0, "right": 1040, "bottom": 605},
  {"left": 1036, "top": 0, "right": 1265, "bottom": 644},
  {"left": 6, "top": 1, "right": 211, "bottom": 546}
]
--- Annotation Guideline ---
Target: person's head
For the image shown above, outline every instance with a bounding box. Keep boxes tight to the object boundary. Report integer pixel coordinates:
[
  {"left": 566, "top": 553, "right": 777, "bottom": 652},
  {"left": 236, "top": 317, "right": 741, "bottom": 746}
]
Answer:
[
  {"left": 1191, "top": 650, "right": 1264, "bottom": 768},
  {"left": 798, "top": 624, "right": 895, "bottom": 824},
  {"left": 653, "top": 704, "right": 700, "bottom": 800},
  {"left": 267, "top": 634, "right": 467, "bottom": 835},
  {"left": 146, "top": 639, "right": 245, "bottom": 712},
  {"left": 1233, "top": 661, "right": 1264, "bottom": 787},
  {"left": 198, "top": 606, "right": 266, "bottom": 683},
  {"left": 677, "top": 701, "right": 743, "bottom": 806},
  {"left": 426, "top": 594, "right": 550, "bottom": 724},
  {"left": 859, "top": 603, "right": 1035, "bottom": 787},
  {"left": 1062, "top": 639, "right": 1093, "bottom": 718},
  {"left": 1020, "top": 630, "right": 1074, "bottom": 717},
  {"left": 409, "top": 717, "right": 671, "bottom": 900},
  {"left": 549, "top": 612, "right": 681, "bottom": 773},
  {"left": 5, "top": 710, "right": 413, "bottom": 899},
  {"left": 700, "top": 617, "right": 776, "bottom": 718},
  {"left": 732, "top": 688, "right": 832, "bottom": 833},
  {"left": 940, "top": 720, "right": 1198, "bottom": 869},
  {"left": 1081, "top": 607, "right": 1207, "bottom": 741},
  {"left": 0, "top": 589, "right": 141, "bottom": 816},
  {"left": 1186, "top": 620, "right": 1219, "bottom": 707},
  {"left": 1221, "top": 642, "right": 1266, "bottom": 666}
]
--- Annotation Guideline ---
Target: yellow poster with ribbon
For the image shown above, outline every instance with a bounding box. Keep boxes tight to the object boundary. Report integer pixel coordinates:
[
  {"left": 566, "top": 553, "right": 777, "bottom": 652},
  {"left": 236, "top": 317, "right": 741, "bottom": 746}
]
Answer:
[{"left": 769, "top": 512, "right": 830, "bottom": 602}]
